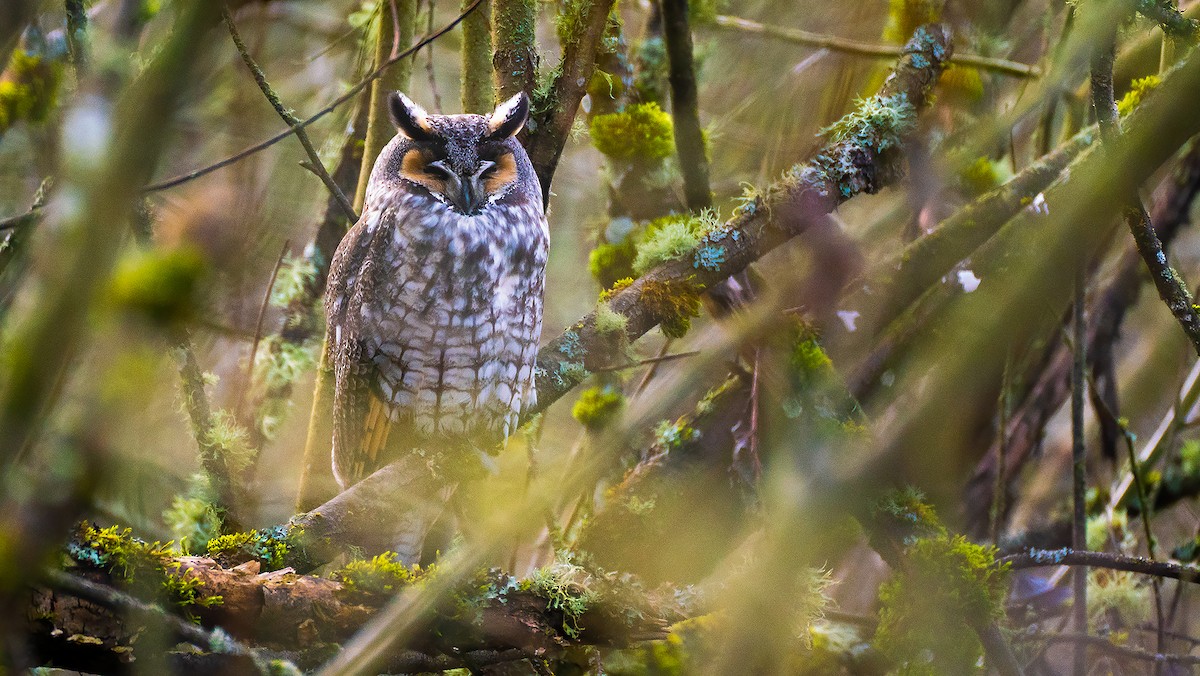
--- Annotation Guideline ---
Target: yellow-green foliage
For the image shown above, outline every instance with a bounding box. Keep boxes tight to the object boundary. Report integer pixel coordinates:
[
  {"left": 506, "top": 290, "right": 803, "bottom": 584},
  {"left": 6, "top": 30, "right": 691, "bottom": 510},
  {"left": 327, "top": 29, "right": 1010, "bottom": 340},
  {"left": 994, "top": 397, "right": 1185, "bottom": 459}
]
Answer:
[
  {"left": 270, "top": 254, "right": 318, "bottom": 311},
  {"left": 938, "top": 64, "right": 985, "bottom": 105},
  {"left": 590, "top": 102, "right": 675, "bottom": 161},
  {"left": 107, "top": 245, "right": 207, "bottom": 327},
  {"left": 1088, "top": 569, "right": 1151, "bottom": 631},
  {"left": 873, "top": 526, "right": 1009, "bottom": 674},
  {"left": 633, "top": 217, "right": 702, "bottom": 275},
  {"left": 599, "top": 277, "right": 635, "bottom": 303},
  {"left": 882, "top": 0, "right": 943, "bottom": 43},
  {"left": 333, "top": 552, "right": 423, "bottom": 599},
  {"left": 572, "top": 384, "right": 625, "bottom": 430},
  {"left": 1117, "top": 75, "right": 1161, "bottom": 117},
  {"left": 0, "top": 49, "right": 64, "bottom": 133},
  {"left": 529, "top": 552, "right": 600, "bottom": 639},
  {"left": 68, "top": 523, "right": 222, "bottom": 615},
  {"left": 640, "top": 278, "right": 702, "bottom": 339},
  {"left": 604, "top": 615, "right": 718, "bottom": 675},
  {"left": 959, "top": 156, "right": 1004, "bottom": 197},
  {"left": 594, "top": 301, "right": 629, "bottom": 336},
  {"left": 589, "top": 239, "right": 639, "bottom": 288}
]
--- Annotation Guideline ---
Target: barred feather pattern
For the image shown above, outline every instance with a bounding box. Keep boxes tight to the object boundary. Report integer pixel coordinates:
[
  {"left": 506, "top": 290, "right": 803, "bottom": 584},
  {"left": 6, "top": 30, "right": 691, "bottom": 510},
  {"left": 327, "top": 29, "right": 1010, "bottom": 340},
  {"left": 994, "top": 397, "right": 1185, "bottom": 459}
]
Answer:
[{"left": 325, "top": 130, "right": 547, "bottom": 490}]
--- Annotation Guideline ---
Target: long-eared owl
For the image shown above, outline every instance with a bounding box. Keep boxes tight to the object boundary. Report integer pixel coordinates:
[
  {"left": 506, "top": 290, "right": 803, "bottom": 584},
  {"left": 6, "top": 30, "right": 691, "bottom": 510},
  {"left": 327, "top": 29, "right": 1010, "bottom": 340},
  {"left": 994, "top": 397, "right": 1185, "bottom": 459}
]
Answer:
[{"left": 325, "top": 92, "right": 547, "bottom": 490}]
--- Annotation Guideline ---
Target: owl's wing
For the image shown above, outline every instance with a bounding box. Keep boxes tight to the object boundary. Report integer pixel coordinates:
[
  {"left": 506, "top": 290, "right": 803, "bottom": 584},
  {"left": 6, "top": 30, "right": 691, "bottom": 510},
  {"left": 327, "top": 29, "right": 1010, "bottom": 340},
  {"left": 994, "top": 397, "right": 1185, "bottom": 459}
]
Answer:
[{"left": 326, "top": 204, "right": 402, "bottom": 488}]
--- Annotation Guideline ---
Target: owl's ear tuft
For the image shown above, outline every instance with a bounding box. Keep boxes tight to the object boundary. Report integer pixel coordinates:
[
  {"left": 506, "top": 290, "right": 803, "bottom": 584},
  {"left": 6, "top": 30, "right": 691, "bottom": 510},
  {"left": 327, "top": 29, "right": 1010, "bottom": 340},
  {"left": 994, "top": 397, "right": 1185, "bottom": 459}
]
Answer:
[
  {"left": 486, "top": 92, "right": 530, "bottom": 140},
  {"left": 389, "top": 92, "right": 435, "bottom": 141}
]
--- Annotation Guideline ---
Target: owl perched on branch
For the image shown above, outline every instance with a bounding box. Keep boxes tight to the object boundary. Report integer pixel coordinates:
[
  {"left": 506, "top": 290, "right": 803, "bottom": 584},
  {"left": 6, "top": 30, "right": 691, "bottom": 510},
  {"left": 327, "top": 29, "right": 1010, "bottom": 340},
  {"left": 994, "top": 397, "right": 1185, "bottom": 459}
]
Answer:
[{"left": 324, "top": 92, "right": 547, "bottom": 555}]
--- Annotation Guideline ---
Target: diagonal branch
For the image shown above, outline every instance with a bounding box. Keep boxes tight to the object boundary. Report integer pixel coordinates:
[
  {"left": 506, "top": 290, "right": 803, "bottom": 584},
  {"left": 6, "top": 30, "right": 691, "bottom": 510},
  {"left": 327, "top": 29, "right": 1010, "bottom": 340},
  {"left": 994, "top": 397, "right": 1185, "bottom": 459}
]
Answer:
[
  {"left": 222, "top": 8, "right": 357, "bottom": 222},
  {"left": 711, "top": 14, "right": 1041, "bottom": 78},
  {"left": 144, "top": 0, "right": 485, "bottom": 193}
]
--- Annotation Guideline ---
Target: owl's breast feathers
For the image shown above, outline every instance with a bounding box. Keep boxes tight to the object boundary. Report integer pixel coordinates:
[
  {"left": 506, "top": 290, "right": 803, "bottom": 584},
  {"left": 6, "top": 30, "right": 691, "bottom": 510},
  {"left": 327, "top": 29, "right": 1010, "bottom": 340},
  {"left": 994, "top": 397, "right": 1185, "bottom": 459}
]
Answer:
[{"left": 326, "top": 190, "right": 547, "bottom": 487}]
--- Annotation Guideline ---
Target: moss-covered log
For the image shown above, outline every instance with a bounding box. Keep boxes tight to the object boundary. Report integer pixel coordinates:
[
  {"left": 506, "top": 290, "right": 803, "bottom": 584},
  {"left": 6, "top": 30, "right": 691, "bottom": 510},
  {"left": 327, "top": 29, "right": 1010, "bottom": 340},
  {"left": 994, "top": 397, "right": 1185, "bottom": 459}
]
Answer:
[{"left": 33, "top": 526, "right": 685, "bottom": 672}]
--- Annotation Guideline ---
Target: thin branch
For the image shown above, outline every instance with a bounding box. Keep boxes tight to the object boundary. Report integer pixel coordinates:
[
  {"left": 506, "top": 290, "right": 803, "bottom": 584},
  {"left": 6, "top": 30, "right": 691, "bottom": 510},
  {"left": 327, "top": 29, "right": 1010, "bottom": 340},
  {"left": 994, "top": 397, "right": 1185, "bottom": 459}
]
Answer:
[
  {"left": 592, "top": 350, "right": 701, "bottom": 372},
  {"left": 711, "top": 14, "right": 1042, "bottom": 78},
  {"left": 145, "top": 0, "right": 484, "bottom": 193},
  {"left": 1135, "top": 0, "right": 1200, "bottom": 41},
  {"left": 223, "top": 8, "right": 357, "bottom": 222},
  {"left": 235, "top": 240, "right": 289, "bottom": 419},
  {"left": 1070, "top": 271, "right": 1087, "bottom": 676},
  {"left": 1001, "top": 549, "right": 1200, "bottom": 584},
  {"left": 1015, "top": 631, "right": 1200, "bottom": 666},
  {"left": 174, "top": 335, "right": 242, "bottom": 530},
  {"left": 661, "top": 0, "right": 712, "bottom": 211}
]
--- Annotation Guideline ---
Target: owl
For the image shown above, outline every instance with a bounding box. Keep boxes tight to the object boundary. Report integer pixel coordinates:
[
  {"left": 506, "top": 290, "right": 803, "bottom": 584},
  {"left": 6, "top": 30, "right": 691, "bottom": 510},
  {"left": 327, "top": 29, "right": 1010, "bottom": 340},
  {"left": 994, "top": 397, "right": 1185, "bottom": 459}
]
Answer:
[{"left": 323, "top": 92, "right": 547, "bottom": 551}]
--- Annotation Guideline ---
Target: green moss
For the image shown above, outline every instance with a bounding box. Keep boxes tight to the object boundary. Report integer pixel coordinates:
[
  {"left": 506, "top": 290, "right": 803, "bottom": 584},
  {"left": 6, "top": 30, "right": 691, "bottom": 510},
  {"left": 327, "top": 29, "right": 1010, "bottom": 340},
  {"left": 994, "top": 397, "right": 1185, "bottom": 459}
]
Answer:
[
  {"left": 874, "top": 534, "right": 1008, "bottom": 673},
  {"left": 572, "top": 384, "right": 626, "bottom": 430},
  {"left": 589, "top": 239, "right": 638, "bottom": 288},
  {"left": 633, "top": 218, "right": 702, "bottom": 275},
  {"left": 872, "top": 487, "right": 947, "bottom": 542},
  {"left": 654, "top": 419, "right": 700, "bottom": 449},
  {"left": 204, "top": 410, "right": 255, "bottom": 474},
  {"left": 1088, "top": 569, "right": 1150, "bottom": 632},
  {"left": 959, "top": 156, "right": 1003, "bottom": 196},
  {"left": 599, "top": 277, "right": 635, "bottom": 303},
  {"left": 1118, "top": 75, "right": 1161, "bottom": 117},
  {"left": 590, "top": 102, "right": 675, "bottom": 161},
  {"left": 107, "top": 245, "right": 208, "bottom": 327},
  {"left": 67, "top": 523, "right": 222, "bottom": 618},
  {"left": 641, "top": 278, "right": 702, "bottom": 339},
  {"left": 555, "top": 0, "right": 597, "bottom": 46},
  {"left": 594, "top": 302, "right": 629, "bottom": 336},
  {"left": 163, "top": 492, "right": 223, "bottom": 554},
  {"left": 332, "top": 551, "right": 424, "bottom": 599},
  {"left": 270, "top": 254, "right": 318, "bottom": 310},
  {"left": 0, "top": 49, "right": 64, "bottom": 133},
  {"left": 206, "top": 527, "right": 291, "bottom": 570}
]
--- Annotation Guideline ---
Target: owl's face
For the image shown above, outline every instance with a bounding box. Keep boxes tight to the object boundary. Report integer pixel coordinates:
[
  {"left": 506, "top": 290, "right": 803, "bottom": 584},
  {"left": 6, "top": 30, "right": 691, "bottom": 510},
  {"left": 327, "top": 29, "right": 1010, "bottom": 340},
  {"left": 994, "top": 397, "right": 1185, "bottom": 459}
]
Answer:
[{"left": 385, "top": 92, "right": 531, "bottom": 216}]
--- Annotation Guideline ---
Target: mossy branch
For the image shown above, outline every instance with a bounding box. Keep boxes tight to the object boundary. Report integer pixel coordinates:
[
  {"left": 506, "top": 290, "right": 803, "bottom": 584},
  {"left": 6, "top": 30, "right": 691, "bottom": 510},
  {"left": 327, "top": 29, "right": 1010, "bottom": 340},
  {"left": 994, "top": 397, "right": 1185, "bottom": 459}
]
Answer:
[
  {"left": 523, "top": 24, "right": 953, "bottom": 421},
  {"left": 492, "top": 0, "right": 538, "bottom": 100},
  {"left": 524, "top": 0, "right": 619, "bottom": 201},
  {"left": 461, "top": 0, "right": 494, "bottom": 113},
  {"left": 35, "top": 532, "right": 682, "bottom": 671}
]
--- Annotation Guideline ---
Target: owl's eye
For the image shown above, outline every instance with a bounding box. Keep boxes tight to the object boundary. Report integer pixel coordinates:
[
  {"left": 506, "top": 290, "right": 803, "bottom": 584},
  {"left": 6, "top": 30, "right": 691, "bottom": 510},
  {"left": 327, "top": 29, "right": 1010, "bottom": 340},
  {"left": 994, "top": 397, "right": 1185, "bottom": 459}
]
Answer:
[
  {"left": 477, "top": 161, "right": 498, "bottom": 179},
  {"left": 424, "top": 161, "right": 452, "bottom": 180}
]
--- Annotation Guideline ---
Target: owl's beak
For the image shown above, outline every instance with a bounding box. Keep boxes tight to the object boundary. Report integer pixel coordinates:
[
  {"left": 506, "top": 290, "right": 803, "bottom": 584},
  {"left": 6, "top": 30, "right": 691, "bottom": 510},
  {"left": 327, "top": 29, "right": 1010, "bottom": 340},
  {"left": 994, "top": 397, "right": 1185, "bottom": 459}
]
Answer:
[{"left": 446, "top": 174, "right": 486, "bottom": 216}]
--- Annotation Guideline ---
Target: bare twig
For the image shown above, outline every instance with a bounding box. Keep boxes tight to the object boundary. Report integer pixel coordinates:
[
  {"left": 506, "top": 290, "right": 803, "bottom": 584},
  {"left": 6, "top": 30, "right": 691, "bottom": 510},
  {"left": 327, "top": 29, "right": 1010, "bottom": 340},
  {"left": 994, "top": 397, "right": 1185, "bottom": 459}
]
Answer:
[
  {"left": 711, "top": 14, "right": 1041, "bottom": 78},
  {"left": 145, "top": 0, "right": 484, "bottom": 193},
  {"left": 1001, "top": 549, "right": 1200, "bottom": 584},
  {"left": 223, "top": 8, "right": 357, "bottom": 222},
  {"left": 235, "top": 241, "right": 289, "bottom": 419},
  {"left": 1015, "top": 631, "right": 1200, "bottom": 666}
]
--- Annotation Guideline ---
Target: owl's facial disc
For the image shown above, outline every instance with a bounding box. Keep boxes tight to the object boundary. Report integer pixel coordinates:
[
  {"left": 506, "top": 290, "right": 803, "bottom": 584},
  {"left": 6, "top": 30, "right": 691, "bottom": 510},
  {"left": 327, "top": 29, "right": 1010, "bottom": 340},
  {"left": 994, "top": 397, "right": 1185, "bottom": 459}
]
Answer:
[{"left": 401, "top": 150, "right": 519, "bottom": 215}]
